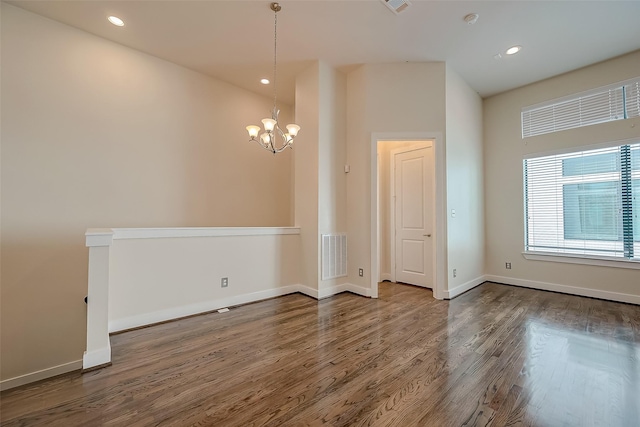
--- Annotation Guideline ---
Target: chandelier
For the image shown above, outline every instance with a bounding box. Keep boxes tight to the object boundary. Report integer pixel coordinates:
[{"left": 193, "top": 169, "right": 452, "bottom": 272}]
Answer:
[{"left": 245, "top": 2, "right": 300, "bottom": 154}]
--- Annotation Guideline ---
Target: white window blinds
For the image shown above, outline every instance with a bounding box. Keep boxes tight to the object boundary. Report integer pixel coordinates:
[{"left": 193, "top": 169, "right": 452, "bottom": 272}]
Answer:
[
  {"left": 626, "top": 79, "right": 640, "bottom": 119},
  {"left": 522, "top": 78, "right": 640, "bottom": 138},
  {"left": 524, "top": 143, "right": 640, "bottom": 260}
]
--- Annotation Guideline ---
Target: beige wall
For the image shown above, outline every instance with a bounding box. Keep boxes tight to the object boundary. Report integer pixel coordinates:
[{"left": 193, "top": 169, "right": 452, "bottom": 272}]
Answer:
[
  {"left": 295, "top": 61, "right": 348, "bottom": 292},
  {"left": 294, "top": 63, "right": 320, "bottom": 291},
  {"left": 484, "top": 51, "right": 640, "bottom": 297},
  {"left": 445, "top": 66, "right": 485, "bottom": 291},
  {"left": 346, "top": 63, "right": 447, "bottom": 289},
  {"left": 317, "top": 62, "right": 348, "bottom": 290},
  {"left": 1, "top": 4, "right": 293, "bottom": 381}
]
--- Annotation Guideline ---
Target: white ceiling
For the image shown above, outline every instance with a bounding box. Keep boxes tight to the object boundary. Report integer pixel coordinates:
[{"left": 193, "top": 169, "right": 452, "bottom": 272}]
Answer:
[{"left": 7, "top": 0, "right": 640, "bottom": 105}]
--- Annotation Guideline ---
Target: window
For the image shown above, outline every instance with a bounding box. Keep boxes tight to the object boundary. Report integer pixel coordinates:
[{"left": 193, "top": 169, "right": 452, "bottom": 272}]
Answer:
[
  {"left": 521, "top": 77, "right": 640, "bottom": 138},
  {"left": 524, "top": 142, "right": 640, "bottom": 261}
]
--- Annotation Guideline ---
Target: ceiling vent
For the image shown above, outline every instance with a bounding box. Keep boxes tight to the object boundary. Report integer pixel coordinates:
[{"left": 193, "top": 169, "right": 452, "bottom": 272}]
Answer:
[{"left": 381, "top": 0, "right": 411, "bottom": 14}]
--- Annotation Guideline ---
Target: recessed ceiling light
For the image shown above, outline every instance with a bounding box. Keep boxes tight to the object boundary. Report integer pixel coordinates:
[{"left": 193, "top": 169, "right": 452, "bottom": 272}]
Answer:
[
  {"left": 107, "top": 16, "right": 125, "bottom": 27},
  {"left": 506, "top": 46, "right": 522, "bottom": 55},
  {"left": 260, "top": 78, "right": 270, "bottom": 85}
]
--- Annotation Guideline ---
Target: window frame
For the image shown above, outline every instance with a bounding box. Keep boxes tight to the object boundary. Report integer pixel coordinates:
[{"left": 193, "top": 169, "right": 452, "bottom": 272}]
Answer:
[{"left": 523, "top": 139, "right": 640, "bottom": 270}]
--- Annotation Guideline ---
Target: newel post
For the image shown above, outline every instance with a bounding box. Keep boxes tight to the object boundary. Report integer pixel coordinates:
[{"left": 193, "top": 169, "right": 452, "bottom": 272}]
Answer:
[{"left": 83, "top": 229, "right": 114, "bottom": 370}]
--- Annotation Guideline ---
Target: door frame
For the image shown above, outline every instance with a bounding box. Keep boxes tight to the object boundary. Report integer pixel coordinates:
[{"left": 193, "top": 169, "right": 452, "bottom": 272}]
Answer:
[
  {"left": 370, "top": 132, "right": 446, "bottom": 300},
  {"left": 390, "top": 143, "right": 433, "bottom": 286}
]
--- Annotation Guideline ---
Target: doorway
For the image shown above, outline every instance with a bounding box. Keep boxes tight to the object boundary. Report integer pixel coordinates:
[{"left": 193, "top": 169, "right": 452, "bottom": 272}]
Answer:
[{"left": 370, "top": 133, "right": 445, "bottom": 299}]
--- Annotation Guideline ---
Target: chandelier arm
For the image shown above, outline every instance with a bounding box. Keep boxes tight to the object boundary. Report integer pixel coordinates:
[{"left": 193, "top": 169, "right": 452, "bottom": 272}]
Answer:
[{"left": 251, "top": 138, "right": 276, "bottom": 154}]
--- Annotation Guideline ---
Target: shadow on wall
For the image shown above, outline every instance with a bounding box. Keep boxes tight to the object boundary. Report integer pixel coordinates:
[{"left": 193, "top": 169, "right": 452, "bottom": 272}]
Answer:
[{"left": 1, "top": 237, "right": 88, "bottom": 379}]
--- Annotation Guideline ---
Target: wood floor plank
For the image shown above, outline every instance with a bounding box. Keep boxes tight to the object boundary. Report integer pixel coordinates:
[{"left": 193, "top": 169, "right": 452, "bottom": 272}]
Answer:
[{"left": 2, "top": 282, "right": 639, "bottom": 427}]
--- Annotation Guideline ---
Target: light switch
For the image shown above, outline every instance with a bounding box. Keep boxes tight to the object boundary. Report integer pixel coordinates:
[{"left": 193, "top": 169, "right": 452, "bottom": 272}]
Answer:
[{"left": 451, "top": 209, "right": 456, "bottom": 218}]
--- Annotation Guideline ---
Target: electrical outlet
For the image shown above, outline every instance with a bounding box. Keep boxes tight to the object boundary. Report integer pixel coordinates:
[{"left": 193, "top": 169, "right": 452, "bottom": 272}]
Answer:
[
  {"left": 221, "top": 277, "right": 229, "bottom": 288},
  {"left": 358, "top": 268, "right": 364, "bottom": 277},
  {"left": 453, "top": 269, "right": 457, "bottom": 278},
  {"left": 505, "top": 262, "right": 512, "bottom": 270}
]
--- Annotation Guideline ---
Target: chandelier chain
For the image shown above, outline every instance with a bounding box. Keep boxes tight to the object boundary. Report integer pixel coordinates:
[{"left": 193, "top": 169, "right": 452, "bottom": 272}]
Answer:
[{"left": 273, "top": 8, "right": 278, "bottom": 113}]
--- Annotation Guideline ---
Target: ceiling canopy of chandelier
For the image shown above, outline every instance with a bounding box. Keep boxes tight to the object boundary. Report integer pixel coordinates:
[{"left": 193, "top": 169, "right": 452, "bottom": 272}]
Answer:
[{"left": 245, "top": 2, "right": 300, "bottom": 154}]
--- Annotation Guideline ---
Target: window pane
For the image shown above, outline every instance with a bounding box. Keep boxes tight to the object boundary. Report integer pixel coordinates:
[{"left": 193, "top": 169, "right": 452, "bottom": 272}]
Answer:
[
  {"left": 562, "top": 152, "right": 618, "bottom": 176},
  {"left": 563, "top": 182, "right": 621, "bottom": 241},
  {"left": 525, "top": 146, "right": 626, "bottom": 257}
]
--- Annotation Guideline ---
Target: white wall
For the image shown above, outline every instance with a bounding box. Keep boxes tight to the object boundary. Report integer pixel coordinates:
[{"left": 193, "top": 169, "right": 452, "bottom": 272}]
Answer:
[
  {"left": 484, "top": 50, "right": 640, "bottom": 301},
  {"left": 445, "top": 66, "right": 485, "bottom": 295},
  {"left": 346, "top": 63, "right": 447, "bottom": 291},
  {"left": 1, "top": 4, "right": 293, "bottom": 382},
  {"left": 108, "top": 230, "right": 302, "bottom": 332},
  {"left": 295, "top": 61, "right": 349, "bottom": 294}
]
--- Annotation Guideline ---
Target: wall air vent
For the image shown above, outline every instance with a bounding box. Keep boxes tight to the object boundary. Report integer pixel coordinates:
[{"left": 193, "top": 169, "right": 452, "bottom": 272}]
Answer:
[
  {"left": 321, "top": 234, "right": 347, "bottom": 280},
  {"left": 381, "top": 0, "right": 411, "bottom": 14}
]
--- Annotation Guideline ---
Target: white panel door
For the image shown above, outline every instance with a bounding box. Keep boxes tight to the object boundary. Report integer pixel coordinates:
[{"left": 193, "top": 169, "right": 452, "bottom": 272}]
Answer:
[{"left": 394, "top": 146, "right": 433, "bottom": 288}]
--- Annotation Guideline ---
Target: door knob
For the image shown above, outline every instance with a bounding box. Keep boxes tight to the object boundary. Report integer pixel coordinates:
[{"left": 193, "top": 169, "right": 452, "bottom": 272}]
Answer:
[{"left": 424, "top": 234, "right": 431, "bottom": 237}]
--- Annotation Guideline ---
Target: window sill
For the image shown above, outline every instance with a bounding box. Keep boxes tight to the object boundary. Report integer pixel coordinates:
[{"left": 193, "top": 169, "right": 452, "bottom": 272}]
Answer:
[{"left": 522, "top": 251, "right": 640, "bottom": 270}]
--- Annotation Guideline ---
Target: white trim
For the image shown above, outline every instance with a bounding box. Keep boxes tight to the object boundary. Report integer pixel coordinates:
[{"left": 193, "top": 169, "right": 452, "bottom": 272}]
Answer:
[
  {"left": 112, "top": 227, "right": 300, "bottom": 240},
  {"left": 297, "top": 284, "right": 319, "bottom": 299},
  {"left": 86, "top": 227, "right": 301, "bottom": 245},
  {"left": 109, "top": 284, "right": 304, "bottom": 332},
  {"left": 318, "top": 284, "right": 349, "bottom": 299},
  {"left": 485, "top": 275, "right": 640, "bottom": 305},
  {"left": 444, "top": 276, "right": 485, "bottom": 299},
  {"left": 523, "top": 137, "right": 640, "bottom": 160},
  {"left": 317, "top": 283, "right": 372, "bottom": 299},
  {"left": 85, "top": 229, "right": 114, "bottom": 247},
  {"left": 82, "top": 345, "right": 111, "bottom": 370},
  {"left": 344, "top": 283, "right": 373, "bottom": 297},
  {"left": 0, "top": 360, "right": 82, "bottom": 391},
  {"left": 523, "top": 251, "right": 640, "bottom": 270},
  {"left": 300, "top": 283, "right": 372, "bottom": 300}
]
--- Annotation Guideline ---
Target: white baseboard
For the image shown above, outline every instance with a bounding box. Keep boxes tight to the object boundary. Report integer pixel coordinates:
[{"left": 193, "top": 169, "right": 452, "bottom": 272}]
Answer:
[
  {"left": 485, "top": 275, "right": 640, "bottom": 305},
  {"left": 0, "top": 359, "right": 82, "bottom": 391},
  {"left": 109, "top": 285, "right": 303, "bottom": 332},
  {"left": 344, "top": 283, "right": 373, "bottom": 297},
  {"left": 315, "top": 283, "right": 373, "bottom": 299},
  {"left": 444, "top": 276, "right": 486, "bottom": 299},
  {"left": 83, "top": 345, "right": 112, "bottom": 370},
  {"left": 297, "top": 284, "right": 319, "bottom": 299}
]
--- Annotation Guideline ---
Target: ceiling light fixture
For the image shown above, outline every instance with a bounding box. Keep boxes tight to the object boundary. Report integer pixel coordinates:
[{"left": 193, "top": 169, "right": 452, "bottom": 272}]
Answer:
[
  {"left": 107, "top": 16, "right": 124, "bottom": 27},
  {"left": 506, "top": 45, "right": 522, "bottom": 55},
  {"left": 246, "top": 3, "right": 300, "bottom": 154},
  {"left": 260, "top": 78, "right": 270, "bottom": 85}
]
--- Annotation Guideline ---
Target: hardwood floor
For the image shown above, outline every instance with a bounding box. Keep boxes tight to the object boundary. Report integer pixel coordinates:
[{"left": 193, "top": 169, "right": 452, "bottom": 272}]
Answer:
[{"left": 2, "top": 281, "right": 639, "bottom": 426}]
